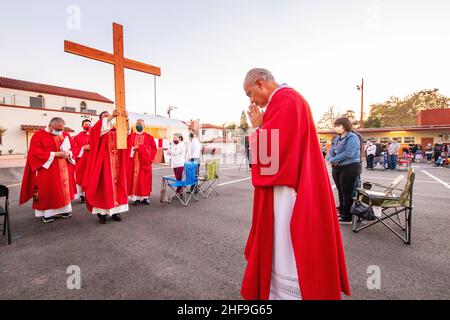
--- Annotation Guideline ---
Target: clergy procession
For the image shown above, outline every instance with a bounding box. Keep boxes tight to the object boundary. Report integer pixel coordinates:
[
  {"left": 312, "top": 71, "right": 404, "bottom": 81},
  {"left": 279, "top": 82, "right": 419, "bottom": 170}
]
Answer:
[{"left": 20, "top": 111, "right": 157, "bottom": 225}]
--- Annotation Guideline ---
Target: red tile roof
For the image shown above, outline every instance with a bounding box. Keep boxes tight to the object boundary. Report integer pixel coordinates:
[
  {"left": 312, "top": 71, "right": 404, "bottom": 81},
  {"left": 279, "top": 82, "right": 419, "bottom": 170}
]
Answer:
[
  {"left": 21, "top": 125, "right": 75, "bottom": 133},
  {"left": 0, "top": 77, "right": 114, "bottom": 104},
  {"left": 201, "top": 124, "right": 225, "bottom": 130}
]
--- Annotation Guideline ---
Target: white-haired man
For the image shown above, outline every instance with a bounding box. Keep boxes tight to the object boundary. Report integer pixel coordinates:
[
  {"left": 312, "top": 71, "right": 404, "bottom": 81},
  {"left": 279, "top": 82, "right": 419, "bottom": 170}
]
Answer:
[
  {"left": 241, "top": 68, "right": 350, "bottom": 300},
  {"left": 20, "top": 117, "right": 76, "bottom": 223}
]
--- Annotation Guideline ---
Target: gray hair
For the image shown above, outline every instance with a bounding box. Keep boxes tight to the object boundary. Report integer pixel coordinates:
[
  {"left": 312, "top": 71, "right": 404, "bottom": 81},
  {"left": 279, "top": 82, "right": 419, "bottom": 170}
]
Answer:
[
  {"left": 49, "top": 117, "right": 65, "bottom": 126},
  {"left": 244, "top": 68, "right": 275, "bottom": 86}
]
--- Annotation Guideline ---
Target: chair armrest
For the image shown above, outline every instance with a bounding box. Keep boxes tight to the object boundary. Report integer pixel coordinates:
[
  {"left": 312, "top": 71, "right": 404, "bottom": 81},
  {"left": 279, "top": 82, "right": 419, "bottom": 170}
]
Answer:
[{"left": 163, "top": 177, "right": 178, "bottom": 183}]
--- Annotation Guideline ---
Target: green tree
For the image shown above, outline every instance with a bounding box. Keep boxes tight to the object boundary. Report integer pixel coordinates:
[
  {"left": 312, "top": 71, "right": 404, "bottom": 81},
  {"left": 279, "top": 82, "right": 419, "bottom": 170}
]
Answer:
[
  {"left": 364, "top": 89, "right": 449, "bottom": 128},
  {"left": 239, "top": 110, "right": 249, "bottom": 132}
]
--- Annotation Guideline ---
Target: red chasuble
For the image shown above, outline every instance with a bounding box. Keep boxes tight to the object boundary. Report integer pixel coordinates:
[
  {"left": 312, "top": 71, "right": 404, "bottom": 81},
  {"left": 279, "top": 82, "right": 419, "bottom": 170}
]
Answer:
[
  {"left": 83, "top": 120, "right": 129, "bottom": 212},
  {"left": 127, "top": 132, "right": 157, "bottom": 197},
  {"left": 72, "top": 131, "right": 90, "bottom": 187},
  {"left": 20, "top": 130, "right": 76, "bottom": 210},
  {"left": 241, "top": 87, "right": 351, "bottom": 300}
]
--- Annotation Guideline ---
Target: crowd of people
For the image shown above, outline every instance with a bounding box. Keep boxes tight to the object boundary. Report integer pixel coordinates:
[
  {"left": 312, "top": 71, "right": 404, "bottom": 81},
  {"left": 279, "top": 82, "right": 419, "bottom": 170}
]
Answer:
[{"left": 19, "top": 111, "right": 201, "bottom": 224}]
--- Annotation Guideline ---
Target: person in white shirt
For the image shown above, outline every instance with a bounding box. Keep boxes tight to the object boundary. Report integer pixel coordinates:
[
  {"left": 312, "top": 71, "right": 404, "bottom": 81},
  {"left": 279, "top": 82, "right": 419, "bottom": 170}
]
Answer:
[
  {"left": 187, "top": 132, "right": 201, "bottom": 192},
  {"left": 388, "top": 138, "right": 400, "bottom": 170},
  {"left": 167, "top": 133, "right": 186, "bottom": 194},
  {"left": 366, "top": 141, "right": 377, "bottom": 170}
]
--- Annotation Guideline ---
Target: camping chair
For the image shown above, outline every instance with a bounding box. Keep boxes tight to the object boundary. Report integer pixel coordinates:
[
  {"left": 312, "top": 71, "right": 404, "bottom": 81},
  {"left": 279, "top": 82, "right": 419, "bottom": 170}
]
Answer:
[
  {"left": 352, "top": 168, "right": 415, "bottom": 245},
  {"left": 162, "top": 162, "right": 200, "bottom": 207},
  {"left": 196, "top": 159, "right": 220, "bottom": 199},
  {"left": 361, "top": 174, "right": 405, "bottom": 198},
  {"left": 0, "top": 185, "right": 12, "bottom": 245}
]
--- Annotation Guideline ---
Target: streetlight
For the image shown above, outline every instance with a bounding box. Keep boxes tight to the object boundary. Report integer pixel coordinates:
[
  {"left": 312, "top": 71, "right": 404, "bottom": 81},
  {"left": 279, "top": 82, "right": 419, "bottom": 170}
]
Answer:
[
  {"left": 357, "top": 78, "right": 364, "bottom": 128},
  {"left": 167, "top": 106, "right": 178, "bottom": 118}
]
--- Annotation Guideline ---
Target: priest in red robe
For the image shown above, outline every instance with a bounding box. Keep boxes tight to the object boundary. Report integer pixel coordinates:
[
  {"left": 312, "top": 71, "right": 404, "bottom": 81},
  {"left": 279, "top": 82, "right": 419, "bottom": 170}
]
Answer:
[
  {"left": 20, "top": 117, "right": 76, "bottom": 223},
  {"left": 241, "top": 68, "right": 351, "bottom": 300},
  {"left": 83, "top": 110, "right": 130, "bottom": 224},
  {"left": 72, "top": 119, "right": 91, "bottom": 203},
  {"left": 127, "top": 119, "right": 157, "bottom": 206}
]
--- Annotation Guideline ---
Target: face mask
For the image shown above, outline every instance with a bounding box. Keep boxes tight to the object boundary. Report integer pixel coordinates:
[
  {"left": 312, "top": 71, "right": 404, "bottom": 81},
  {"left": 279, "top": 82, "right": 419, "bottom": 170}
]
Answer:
[
  {"left": 52, "top": 129, "right": 63, "bottom": 136},
  {"left": 335, "top": 126, "right": 344, "bottom": 135},
  {"left": 83, "top": 126, "right": 90, "bottom": 132},
  {"left": 136, "top": 125, "right": 144, "bottom": 132},
  {"left": 173, "top": 141, "right": 179, "bottom": 145}
]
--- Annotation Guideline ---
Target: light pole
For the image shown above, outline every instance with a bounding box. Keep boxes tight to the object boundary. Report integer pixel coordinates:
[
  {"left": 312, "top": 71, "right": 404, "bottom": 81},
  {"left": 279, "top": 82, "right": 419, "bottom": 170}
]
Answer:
[
  {"left": 167, "top": 106, "right": 178, "bottom": 118},
  {"left": 357, "top": 78, "right": 364, "bottom": 128}
]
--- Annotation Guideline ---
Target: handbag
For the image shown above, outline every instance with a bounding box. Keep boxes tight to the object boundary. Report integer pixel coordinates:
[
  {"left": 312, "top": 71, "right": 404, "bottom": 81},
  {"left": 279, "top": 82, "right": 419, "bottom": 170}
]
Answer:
[{"left": 350, "top": 200, "right": 376, "bottom": 221}]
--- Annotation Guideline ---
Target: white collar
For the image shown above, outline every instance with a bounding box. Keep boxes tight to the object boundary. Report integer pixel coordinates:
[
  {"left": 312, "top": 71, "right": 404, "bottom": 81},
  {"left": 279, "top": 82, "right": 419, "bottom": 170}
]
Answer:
[{"left": 266, "top": 83, "right": 289, "bottom": 108}]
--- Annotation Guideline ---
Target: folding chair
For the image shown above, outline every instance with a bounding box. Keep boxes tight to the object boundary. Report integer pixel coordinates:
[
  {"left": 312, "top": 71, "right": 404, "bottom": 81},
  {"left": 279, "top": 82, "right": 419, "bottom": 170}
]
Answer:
[
  {"left": 0, "top": 185, "right": 12, "bottom": 245},
  {"left": 352, "top": 168, "right": 415, "bottom": 245},
  {"left": 361, "top": 174, "right": 405, "bottom": 198},
  {"left": 162, "top": 162, "right": 200, "bottom": 207},
  {"left": 196, "top": 159, "right": 219, "bottom": 199}
]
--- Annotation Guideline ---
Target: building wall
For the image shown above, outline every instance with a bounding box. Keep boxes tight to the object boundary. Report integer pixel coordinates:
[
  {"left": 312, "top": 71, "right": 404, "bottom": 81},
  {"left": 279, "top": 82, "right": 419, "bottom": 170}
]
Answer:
[
  {"left": 417, "top": 108, "right": 450, "bottom": 126},
  {"left": 0, "top": 87, "right": 113, "bottom": 114},
  {"left": 201, "top": 128, "right": 224, "bottom": 142},
  {"left": 0, "top": 106, "right": 107, "bottom": 155}
]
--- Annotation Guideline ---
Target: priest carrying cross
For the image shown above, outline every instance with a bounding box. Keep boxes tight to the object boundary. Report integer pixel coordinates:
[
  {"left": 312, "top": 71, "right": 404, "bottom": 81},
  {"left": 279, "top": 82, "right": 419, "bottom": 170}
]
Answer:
[{"left": 241, "top": 68, "right": 351, "bottom": 300}]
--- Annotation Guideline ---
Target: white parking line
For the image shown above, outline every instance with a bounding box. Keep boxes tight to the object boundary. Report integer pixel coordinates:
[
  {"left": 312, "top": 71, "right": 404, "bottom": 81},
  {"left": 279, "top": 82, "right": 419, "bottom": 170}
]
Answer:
[
  {"left": 6, "top": 183, "right": 21, "bottom": 188},
  {"left": 219, "top": 177, "right": 252, "bottom": 187},
  {"left": 422, "top": 170, "right": 450, "bottom": 190}
]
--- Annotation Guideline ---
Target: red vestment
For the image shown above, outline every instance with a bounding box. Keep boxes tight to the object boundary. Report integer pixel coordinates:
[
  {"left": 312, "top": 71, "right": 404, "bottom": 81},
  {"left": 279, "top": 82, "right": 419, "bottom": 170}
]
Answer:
[
  {"left": 83, "top": 119, "right": 129, "bottom": 213},
  {"left": 127, "top": 132, "right": 157, "bottom": 197},
  {"left": 20, "top": 130, "right": 76, "bottom": 210},
  {"left": 72, "top": 131, "right": 90, "bottom": 187},
  {"left": 241, "top": 87, "right": 351, "bottom": 300}
]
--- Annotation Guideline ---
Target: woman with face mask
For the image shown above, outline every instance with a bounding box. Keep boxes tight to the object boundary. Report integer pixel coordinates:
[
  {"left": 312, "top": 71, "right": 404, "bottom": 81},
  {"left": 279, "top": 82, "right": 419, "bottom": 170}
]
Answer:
[
  {"left": 167, "top": 133, "right": 186, "bottom": 194},
  {"left": 326, "top": 118, "right": 362, "bottom": 224}
]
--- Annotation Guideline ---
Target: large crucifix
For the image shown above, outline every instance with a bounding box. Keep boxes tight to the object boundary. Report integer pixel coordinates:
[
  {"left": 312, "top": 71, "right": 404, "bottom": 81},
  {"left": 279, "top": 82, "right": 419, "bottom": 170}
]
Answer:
[{"left": 64, "top": 22, "right": 161, "bottom": 149}]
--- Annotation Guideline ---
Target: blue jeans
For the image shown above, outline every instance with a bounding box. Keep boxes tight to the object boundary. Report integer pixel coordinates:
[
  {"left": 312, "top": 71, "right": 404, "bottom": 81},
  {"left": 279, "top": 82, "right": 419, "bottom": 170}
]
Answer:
[{"left": 390, "top": 155, "right": 398, "bottom": 170}]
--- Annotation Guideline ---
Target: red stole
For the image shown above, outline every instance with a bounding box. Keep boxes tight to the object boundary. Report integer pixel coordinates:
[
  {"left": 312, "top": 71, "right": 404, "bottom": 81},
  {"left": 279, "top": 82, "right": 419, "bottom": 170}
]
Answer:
[{"left": 241, "top": 88, "right": 351, "bottom": 300}]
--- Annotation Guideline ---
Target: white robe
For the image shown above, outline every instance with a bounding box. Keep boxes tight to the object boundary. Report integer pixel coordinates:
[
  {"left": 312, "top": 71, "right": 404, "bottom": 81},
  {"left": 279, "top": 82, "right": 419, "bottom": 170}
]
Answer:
[{"left": 269, "top": 186, "right": 302, "bottom": 300}]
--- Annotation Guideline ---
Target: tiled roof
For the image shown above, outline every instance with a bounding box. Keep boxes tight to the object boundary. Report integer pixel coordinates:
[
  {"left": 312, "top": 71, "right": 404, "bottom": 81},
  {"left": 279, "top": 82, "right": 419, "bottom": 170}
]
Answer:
[
  {"left": 21, "top": 125, "right": 75, "bottom": 133},
  {"left": 0, "top": 77, "right": 113, "bottom": 104}
]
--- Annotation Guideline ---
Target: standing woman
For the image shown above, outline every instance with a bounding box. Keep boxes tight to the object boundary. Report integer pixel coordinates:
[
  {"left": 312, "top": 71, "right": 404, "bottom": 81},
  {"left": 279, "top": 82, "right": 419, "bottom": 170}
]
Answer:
[
  {"left": 327, "top": 118, "right": 362, "bottom": 224},
  {"left": 167, "top": 133, "right": 186, "bottom": 194}
]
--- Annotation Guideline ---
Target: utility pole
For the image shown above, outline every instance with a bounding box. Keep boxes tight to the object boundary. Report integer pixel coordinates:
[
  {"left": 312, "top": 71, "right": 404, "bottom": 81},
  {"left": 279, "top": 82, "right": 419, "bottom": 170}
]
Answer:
[{"left": 357, "top": 78, "right": 364, "bottom": 128}]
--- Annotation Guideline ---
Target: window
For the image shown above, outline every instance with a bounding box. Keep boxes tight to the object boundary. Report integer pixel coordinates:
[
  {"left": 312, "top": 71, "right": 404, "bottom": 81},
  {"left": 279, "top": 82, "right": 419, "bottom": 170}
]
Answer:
[
  {"left": 80, "top": 101, "right": 87, "bottom": 113},
  {"left": 364, "top": 137, "right": 378, "bottom": 144},
  {"left": 380, "top": 137, "right": 390, "bottom": 143},
  {"left": 30, "top": 96, "right": 44, "bottom": 108},
  {"left": 320, "top": 139, "right": 328, "bottom": 144},
  {"left": 403, "top": 137, "right": 415, "bottom": 144}
]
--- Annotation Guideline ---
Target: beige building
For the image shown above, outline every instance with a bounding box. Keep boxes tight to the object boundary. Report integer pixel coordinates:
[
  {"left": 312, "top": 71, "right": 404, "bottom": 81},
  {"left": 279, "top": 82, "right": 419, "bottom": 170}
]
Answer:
[{"left": 0, "top": 77, "right": 114, "bottom": 155}]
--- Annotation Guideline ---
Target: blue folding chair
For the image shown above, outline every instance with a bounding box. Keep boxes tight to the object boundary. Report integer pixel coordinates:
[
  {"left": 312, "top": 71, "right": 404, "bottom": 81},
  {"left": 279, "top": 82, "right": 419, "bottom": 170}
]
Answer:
[{"left": 163, "top": 162, "right": 199, "bottom": 207}]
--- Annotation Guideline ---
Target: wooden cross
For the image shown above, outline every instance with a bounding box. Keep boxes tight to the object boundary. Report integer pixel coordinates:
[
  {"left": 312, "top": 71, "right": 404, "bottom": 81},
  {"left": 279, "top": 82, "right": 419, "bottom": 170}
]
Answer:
[{"left": 64, "top": 22, "right": 161, "bottom": 149}]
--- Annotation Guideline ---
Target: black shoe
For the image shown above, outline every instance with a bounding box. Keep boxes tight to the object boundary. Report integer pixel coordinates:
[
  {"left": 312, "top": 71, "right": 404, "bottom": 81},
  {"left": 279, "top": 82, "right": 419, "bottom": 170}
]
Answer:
[
  {"left": 80, "top": 196, "right": 85, "bottom": 203},
  {"left": 42, "top": 217, "right": 55, "bottom": 223},
  {"left": 97, "top": 214, "right": 107, "bottom": 224},
  {"left": 56, "top": 213, "right": 72, "bottom": 219},
  {"left": 142, "top": 199, "right": 150, "bottom": 205},
  {"left": 134, "top": 200, "right": 141, "bottom": 206},
  {"left": 112, "top": 214, "right": 122, "bottom": 222}
]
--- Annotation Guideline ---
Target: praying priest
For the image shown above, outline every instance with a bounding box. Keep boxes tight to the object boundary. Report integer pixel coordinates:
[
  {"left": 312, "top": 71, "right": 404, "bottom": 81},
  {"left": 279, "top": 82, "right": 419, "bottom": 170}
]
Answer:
[
  {"left": 83, "top": 110, "right": 130, "bottom": 224},
  {"left": 19, "top": 117, "right": 76, "bottom": 223},
  {"left": 240, "top": 68, "right": 351, "bottom": 300},
  {"left": 127, "top": 119, "right": 157, "bottom": 206}
]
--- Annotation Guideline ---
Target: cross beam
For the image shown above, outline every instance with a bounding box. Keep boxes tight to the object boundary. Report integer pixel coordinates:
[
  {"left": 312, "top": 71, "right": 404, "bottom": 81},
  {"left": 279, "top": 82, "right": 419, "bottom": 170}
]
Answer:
[{"left": 65, "top": 23, "right": 161, "bottom": 149}]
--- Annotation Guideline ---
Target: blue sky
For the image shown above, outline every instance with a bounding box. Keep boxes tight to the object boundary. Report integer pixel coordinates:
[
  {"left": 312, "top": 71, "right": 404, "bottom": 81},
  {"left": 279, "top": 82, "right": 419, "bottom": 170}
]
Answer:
[{"left": 1, "top": 0, "right": 449, "bottom": 124}]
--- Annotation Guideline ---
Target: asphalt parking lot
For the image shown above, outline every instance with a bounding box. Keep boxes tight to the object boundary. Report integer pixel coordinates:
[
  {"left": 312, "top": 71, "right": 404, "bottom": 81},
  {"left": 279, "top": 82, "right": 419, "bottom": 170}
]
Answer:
[{"left": 1, "top": 158, "right": 449, "bottom": 300}]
